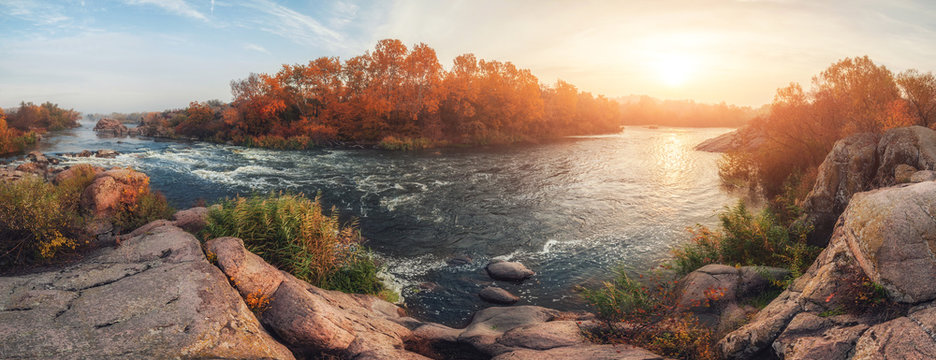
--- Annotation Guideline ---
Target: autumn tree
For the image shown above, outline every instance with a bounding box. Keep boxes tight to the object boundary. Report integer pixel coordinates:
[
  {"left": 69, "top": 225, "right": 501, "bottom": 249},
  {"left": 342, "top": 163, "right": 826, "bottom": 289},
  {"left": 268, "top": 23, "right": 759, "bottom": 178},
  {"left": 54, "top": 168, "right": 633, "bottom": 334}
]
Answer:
[
  {"left": 897, "top": 69, "right": 936, "bottom": 127},
  {"left": 720, "top": 56, "right": 916, "bottom": 198}
]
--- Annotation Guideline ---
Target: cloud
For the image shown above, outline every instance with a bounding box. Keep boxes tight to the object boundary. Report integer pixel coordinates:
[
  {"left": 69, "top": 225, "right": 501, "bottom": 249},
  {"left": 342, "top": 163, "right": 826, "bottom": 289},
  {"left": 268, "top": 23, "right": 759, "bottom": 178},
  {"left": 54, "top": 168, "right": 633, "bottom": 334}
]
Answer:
[
  {"left": 123, "top": 0, "right": 208, "bottom": 22},
  {"left": 244, "top": 0, "right": 344, "bottom": 49},
  {"left": 244, "top": 43, "right": 270, "bottom": 55},
  {"left": 0, "top": 0, "right": 71, "bottom": 26}
]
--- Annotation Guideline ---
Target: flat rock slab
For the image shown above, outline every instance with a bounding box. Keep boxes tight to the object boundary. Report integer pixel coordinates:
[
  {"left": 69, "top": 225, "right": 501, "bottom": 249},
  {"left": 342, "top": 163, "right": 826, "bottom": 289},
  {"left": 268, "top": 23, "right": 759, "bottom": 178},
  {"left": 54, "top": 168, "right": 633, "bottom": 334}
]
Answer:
[{"left": 0, "top": 222, "right": 293, "bottom": 359}]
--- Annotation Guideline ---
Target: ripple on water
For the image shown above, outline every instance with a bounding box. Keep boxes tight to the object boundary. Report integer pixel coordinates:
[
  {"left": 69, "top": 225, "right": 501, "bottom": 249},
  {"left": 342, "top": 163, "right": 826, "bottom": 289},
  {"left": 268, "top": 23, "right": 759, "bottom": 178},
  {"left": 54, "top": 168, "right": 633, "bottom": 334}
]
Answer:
[{"left": 36, "top": 125, "right": 738, "bottom": 326}]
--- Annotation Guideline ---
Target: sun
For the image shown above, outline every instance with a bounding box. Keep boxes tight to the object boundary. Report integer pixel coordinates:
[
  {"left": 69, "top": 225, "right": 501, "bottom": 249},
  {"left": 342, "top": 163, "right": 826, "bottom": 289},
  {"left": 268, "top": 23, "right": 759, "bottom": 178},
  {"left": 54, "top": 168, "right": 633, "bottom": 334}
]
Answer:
[{"left": 656, "top": 55, "right": 694, "bottom": 87}]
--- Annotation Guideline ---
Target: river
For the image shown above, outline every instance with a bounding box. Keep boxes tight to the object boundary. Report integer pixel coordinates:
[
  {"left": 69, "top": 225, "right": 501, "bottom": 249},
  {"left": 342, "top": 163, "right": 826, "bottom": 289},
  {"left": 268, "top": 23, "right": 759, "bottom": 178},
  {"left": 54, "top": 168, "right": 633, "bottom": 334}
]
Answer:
[{"left": 21, "top": 121, "right": 737, "bottom": 327}]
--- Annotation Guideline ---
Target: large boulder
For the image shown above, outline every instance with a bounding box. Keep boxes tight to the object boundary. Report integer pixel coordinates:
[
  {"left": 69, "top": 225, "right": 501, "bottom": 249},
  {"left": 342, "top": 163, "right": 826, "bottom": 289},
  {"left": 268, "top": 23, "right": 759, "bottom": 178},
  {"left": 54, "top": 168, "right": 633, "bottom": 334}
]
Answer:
[
  {"left": 0, "top": 223, "right": 293, "bottom": 359},
  {"left": 719, "top": 181, "right": 936, "bottom": 359},
  {"left": 676, "top": 264, "right": 789, "bottom": 334},
  {"left": 802, "top": 126, "right": 936, "bottom": 245},
  {"left": 172, "top": 207, "right": 208, "bottom": 233},
  {"left": 93, "top": 118, "right": 129, "bottom": 136},
  {"left": 80, "top": 169, "right": 150, "bottom": 219}
]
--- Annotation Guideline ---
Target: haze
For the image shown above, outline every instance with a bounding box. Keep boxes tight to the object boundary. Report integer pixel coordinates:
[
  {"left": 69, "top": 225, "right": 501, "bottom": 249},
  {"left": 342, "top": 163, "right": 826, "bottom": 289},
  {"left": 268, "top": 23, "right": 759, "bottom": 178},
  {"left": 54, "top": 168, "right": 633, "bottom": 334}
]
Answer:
[{"left": 2, "top": 0, "right": 934, "bottom": 113}]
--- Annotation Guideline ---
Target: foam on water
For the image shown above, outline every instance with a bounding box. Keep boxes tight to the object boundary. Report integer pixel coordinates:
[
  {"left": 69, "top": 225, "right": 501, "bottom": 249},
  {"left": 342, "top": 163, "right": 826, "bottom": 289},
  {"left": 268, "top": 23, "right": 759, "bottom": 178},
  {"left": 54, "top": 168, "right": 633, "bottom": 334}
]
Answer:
[{"left": 31, "top": 124, "right": 738, "bottom": 326}]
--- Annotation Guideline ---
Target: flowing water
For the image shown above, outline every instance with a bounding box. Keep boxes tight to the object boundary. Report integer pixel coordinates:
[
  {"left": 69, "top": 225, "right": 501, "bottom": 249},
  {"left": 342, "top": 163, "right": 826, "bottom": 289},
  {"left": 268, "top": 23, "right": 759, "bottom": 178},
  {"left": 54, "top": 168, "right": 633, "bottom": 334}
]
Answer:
[{"left": 19, "top": 121, "right": 737, "bottom": 326}]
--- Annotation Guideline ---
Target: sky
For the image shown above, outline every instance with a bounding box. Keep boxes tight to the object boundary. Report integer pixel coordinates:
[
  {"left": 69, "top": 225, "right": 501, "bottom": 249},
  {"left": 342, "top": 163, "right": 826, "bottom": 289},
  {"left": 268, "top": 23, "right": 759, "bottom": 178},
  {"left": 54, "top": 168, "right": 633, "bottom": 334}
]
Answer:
[{"left": 1, "top": 0, "right": 935, "bottom": 113}]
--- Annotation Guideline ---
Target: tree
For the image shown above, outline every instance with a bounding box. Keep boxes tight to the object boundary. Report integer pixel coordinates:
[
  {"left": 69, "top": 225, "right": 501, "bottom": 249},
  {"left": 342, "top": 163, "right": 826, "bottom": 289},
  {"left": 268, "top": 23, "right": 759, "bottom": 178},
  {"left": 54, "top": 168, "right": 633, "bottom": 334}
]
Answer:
[
  {"left": 897, "top": 69, "right": 936, "bottom": 127},
  {"left": 811, "top": 56, "right": 899, "bottom": 136}
]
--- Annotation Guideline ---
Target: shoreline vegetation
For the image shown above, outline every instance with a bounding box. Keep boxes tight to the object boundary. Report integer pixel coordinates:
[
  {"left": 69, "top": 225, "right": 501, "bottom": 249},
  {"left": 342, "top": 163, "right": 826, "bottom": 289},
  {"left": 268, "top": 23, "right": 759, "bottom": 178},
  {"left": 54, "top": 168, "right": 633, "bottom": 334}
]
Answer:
[{"left": 0, "top": 102, "right": 80, "bottom": 156}]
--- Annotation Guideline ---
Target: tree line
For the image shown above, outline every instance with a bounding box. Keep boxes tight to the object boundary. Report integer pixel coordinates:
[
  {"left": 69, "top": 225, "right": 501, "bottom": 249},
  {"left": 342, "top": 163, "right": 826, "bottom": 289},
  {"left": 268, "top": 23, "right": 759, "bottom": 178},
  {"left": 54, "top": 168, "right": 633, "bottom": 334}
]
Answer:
[
  {"left": 0, "top": 102, "right": 80, "bottom": 155},
  {"left": 162, "top": 39, "right": 623, "bottom": 149},
  {"left": 619, "top": 96, "right": 762, "bottom": 128}
]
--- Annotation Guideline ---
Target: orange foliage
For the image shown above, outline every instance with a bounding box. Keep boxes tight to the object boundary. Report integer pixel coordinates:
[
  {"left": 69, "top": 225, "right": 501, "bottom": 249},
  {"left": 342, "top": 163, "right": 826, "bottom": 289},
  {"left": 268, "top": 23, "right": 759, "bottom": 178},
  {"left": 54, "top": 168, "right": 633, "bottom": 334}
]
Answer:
[
  {"left": 722, "top": 56, "right": 913, "bottom": 197},
  {"left": 177, "top": 39, "right": 622, "bottom": 148}
]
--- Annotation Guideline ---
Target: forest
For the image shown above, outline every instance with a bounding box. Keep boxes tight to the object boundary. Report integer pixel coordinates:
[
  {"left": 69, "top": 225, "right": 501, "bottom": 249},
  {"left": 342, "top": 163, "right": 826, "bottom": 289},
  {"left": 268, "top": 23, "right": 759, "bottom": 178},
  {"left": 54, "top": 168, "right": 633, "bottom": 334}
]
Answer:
[
  {"left": 154, "top": 39, "right": 623, "bottom": 149},
  {"left": 0, "top": 102, "right": 80, "bottom": 155}
]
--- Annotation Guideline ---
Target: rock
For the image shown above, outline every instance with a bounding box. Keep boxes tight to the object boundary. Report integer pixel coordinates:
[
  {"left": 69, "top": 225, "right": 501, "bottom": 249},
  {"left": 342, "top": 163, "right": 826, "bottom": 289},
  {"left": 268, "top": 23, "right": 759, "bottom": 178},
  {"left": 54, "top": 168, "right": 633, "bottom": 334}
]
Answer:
[
  {"left": 771, "top": 313, "right": 871, "bottom": 360},
  {"left": 0, "top": 223, "right": 293, "bottom": 359},
  {"left": 14, "top": 161, "right": 44, "bottom": 174},
  {"left": 93, "top": 118, "right": 129, "bottom": 136},
  {"left": 720, "top": 181, "right": 936, "bottom": 359},
  {"left": 694, "top": 126, "right": 766, "bottom": 153},
  {"left": 676, "top": 264, "right": 789, "bottom": 333},
  {"left": 204, "top": 237, "right": 284, "bottom": 299},
  {"left": 76, "top": 150, "right": 93, "bottom": 157},
  {"left": 837, "top": 181, "right": 936, "bottom": 303},
  {"left": 497, "top": 320, "right": 586, "bottom": 350},
  {"left": 480, "top": 286, "right": 520, "bottom": 305},
  {"left": 894, "top": 164, "right": 918, "bottom": 183},
  {"left": 95, "top": 149, "right": 119, "bottom": 158},
  {"left": 447, "top": 254, "right": 473, "bottom": 266},
  {"left": 172, "top": 207, "right": 208, "bottom": 233},
  {"left": 803, "top": 126, "right": 936, "bottom": 246},
  {"left": 418, "top": 282, "right": 441, "bottom": 292},
  {"left": 801, "top": 132, "right": 879, "bottom": 246},
  {"left": 910, "top": 170, "right": 936, "bottom": 183},
  {"left": 53, "top": 164, "right": 103, "bottom": 185},
  {"left": 852, "top": 316, "right": 936, "bottom": 359},
  {"left": 487, "top": 261, "right": 535, "bottom": 282},
  {"left": 492, "top": 344, "right": 666, "bottom": 360},
  {"left": 80, "top": 169, "right": 150, "bottom": 219},
  {"left": 26, "top": 151, "right": 48, "bottom": 164}
]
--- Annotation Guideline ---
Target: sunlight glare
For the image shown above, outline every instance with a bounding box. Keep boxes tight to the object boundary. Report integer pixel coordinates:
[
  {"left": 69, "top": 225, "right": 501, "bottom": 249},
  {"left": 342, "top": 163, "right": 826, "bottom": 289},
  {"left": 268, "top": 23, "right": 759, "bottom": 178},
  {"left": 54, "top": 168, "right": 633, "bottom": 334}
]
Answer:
[{"left": 657, "top": 55, "right": 694, "bottom": 87}]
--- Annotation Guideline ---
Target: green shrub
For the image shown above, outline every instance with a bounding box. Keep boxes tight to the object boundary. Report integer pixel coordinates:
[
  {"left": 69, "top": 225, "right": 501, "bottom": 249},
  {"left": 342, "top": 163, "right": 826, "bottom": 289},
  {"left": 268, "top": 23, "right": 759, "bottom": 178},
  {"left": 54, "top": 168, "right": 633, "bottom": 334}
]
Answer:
[
  {"left": 203, "top": 193, "right": 386, "bottom": 295},
  {"left": 669, "top": 201, "right": 820, "bottom": 277},
  {"left": 378, "top": 136, "right": 435, "bottom": 151},
  {"left": 580, "top": 267, "right": 659, "bottom": 323}
]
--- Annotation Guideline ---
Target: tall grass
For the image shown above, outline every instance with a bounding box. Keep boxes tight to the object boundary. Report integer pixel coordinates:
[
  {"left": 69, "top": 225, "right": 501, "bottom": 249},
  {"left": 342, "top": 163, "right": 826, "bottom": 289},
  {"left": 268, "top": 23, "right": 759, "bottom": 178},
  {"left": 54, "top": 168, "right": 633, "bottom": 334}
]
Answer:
[{"left": 203, "top": 193, "right": 386, "bottom": 295}]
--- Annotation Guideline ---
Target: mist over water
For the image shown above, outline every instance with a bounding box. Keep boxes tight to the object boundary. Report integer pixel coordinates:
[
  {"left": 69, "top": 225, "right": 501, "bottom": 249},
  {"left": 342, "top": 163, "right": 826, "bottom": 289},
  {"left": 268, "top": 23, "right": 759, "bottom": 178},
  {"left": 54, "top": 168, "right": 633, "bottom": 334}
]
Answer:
[{"left": 26, "top": 121, "right": 737, "bottom": 326}]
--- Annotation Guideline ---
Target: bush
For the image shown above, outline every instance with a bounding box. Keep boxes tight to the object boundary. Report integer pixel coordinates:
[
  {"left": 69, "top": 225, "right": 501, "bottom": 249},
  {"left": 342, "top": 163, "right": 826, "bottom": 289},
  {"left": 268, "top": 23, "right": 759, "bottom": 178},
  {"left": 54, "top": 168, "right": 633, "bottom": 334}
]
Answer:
[
  {"left": 0, "top": 178, "right": 84, "bottom": 263},
  {"left": 580, "top": 267, "right": 716, "bottom": 360},
  {"left": 0, "top": 165, "right": 173, "bottom": 267},
  {"left": 113, "top": 191, "right": 174, "bottom": 232},
  {"left": 669, "top": 201, "right": 820, "bottom": 277},
  {"left": 203, "top": 193, "right": 386, "bottom": 295},
  {"left": 378, "top": 136, "right": 435, "bottom": 151}
]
